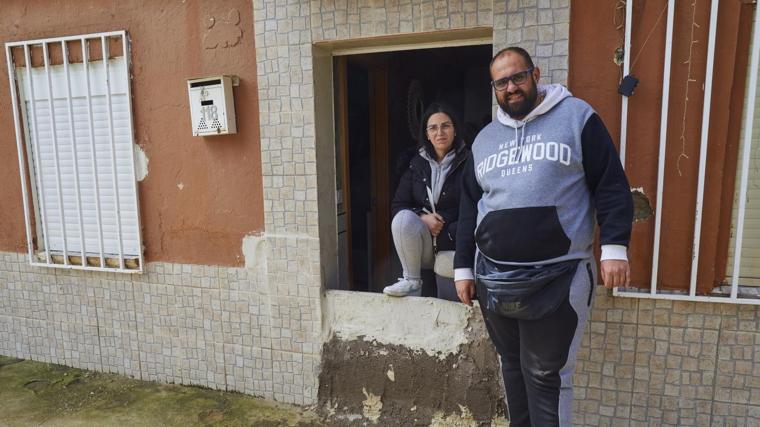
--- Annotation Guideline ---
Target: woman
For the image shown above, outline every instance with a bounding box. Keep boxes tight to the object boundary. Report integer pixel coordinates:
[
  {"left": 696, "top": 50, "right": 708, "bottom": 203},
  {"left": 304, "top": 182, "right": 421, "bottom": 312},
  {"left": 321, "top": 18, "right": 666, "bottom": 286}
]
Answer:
[{"left": 383, "top": 103, "right": 470, "bottom": 298}]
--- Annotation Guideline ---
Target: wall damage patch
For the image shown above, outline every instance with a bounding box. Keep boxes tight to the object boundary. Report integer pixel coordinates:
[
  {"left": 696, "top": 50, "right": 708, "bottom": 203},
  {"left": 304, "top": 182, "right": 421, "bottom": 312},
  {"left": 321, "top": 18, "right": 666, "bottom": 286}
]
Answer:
[
  {"left": 241, "top": 233, "right": 266, "bottom": 270},
  {"left": 133, "top": 144, "right": 149, "bottom": 182},
  {"left": 430, "top": 406, "right": 477, "bottom": 427},
  {"left": 361, "top": 387, "right": 383, "bottom": 423},
  {"left": 386, "top": 366, "right": 395, "bottom": 382},
  {"left": 631, "top": 187, "right": 654, "bottom": 222},
  {"left": 204, "top": 9, "right": 243, "bottom": 49}
]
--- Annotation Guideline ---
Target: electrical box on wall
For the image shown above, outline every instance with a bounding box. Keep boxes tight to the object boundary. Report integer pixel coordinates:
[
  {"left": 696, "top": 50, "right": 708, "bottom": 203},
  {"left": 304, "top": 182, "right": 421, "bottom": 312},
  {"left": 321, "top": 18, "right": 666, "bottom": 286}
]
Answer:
[{"left": 187, "top": 75, "right": 237, "bottom": 136}]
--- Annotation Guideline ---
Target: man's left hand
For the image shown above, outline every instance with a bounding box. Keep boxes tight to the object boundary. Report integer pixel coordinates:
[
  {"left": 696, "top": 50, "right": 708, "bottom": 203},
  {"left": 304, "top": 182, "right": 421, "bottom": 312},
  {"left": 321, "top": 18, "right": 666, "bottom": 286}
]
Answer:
[{"left": 600, "top": 259, "right": 630, "bottom": 289}]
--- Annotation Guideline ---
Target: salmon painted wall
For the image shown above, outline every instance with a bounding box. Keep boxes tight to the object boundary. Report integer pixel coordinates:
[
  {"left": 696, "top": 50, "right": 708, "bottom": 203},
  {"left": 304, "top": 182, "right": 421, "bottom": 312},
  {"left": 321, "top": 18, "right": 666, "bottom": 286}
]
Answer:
[
  {"left": 0, "top": 0, "right": 264, "bottom": 266},
  {"left": 569, "top": 0, "right": 750, "bottom": 292}
]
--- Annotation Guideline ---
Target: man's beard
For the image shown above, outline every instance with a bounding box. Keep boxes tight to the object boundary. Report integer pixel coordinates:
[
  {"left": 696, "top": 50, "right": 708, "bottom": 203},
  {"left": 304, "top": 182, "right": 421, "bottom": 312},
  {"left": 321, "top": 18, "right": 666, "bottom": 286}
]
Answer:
[{"left": 498, "top": 85, "right": 538, "bottom": 118}]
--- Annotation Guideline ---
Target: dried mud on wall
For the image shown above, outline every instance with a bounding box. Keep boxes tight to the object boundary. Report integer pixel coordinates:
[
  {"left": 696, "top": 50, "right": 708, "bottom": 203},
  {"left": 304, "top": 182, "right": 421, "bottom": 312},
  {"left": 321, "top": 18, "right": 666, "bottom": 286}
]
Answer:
[{"left": 318, "top": 335, "right": 507, "bottom": 426}]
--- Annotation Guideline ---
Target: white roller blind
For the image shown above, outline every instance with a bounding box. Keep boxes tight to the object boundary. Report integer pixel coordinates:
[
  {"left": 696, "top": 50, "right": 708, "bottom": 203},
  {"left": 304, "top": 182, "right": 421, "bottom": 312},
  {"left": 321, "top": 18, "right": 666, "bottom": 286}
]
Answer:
[
  {"left": 17, "top": 56, "right": 140, "bottom": 258},
  {"left": 727, "top": 22, "right": 760, "bottom": 286}
]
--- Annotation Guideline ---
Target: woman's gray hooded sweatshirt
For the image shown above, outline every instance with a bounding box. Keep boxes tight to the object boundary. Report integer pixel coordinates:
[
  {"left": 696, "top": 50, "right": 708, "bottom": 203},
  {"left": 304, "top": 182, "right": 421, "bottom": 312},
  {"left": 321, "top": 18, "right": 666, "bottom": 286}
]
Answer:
[
  {"left": 419, "top": 147, "right": 456, "bottom": 207},
  {"left": 454, "top": 84, "right": 633, "bottom": 279}
]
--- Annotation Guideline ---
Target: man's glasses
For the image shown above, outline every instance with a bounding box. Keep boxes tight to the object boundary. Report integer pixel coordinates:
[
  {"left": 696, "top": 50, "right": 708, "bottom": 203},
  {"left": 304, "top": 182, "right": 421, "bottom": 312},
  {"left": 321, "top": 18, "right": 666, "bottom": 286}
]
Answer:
[
  {"left": 491, "top": 68, "right": 534, "bottom": 91},
  {"left": 426, "top": 122, "right": 454, "bottom": 134}
]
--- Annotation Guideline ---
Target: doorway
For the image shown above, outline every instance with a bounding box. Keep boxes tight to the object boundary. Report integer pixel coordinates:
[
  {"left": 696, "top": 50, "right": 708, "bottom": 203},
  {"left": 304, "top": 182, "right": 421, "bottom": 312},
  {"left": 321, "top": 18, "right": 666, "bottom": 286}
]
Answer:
[{"left": 334, "top": 44, "right": 493, "bottom": 293}]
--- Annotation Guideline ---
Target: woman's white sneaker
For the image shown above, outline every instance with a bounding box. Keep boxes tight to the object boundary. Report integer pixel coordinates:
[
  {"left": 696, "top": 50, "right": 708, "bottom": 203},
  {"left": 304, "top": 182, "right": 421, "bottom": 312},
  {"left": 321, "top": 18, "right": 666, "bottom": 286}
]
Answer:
[{"left": 383, "top": 278, "right": 422, "bottom": 297}]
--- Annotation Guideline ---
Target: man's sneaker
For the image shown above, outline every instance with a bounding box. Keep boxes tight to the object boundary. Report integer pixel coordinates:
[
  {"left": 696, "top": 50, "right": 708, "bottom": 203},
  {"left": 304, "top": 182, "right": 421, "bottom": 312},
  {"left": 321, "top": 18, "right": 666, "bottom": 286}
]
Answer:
[{"left": 383, "top": 278, "right": 422, "bottom": 297}]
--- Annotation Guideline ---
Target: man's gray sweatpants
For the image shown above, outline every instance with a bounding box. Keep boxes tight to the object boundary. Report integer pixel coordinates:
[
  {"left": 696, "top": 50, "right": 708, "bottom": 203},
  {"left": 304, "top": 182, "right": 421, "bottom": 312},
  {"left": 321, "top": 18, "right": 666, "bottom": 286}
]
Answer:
[{"left": 477, "top": 257, "right": 595, "bottom": 427}]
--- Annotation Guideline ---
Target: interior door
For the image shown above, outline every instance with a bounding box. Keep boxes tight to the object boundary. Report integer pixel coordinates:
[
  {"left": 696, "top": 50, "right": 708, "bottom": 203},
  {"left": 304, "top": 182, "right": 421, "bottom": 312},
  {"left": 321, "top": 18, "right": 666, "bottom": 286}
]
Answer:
[
  {"left": 334, "top": 54, "right": 392, "bottom": 292},
  {"left": 335, "top": 56, "right": 354, "bottom": 290},
  {"left": 368, "top": 60, "right": 391, "bottom": 291}
]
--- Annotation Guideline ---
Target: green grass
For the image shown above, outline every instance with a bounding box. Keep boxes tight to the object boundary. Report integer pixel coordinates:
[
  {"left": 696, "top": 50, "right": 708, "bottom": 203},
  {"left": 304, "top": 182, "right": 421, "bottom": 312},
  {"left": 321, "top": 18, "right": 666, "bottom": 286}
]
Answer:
[{"left": 0, "top": 355, "right": 322, "bottom": 427}]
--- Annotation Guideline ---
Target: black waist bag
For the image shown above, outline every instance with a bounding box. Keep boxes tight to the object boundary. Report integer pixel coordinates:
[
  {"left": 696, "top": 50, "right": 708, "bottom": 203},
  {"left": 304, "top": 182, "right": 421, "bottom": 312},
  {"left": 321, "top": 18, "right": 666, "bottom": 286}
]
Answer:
[{"left": 476, "top": 256, "right": 579, "bottom": 320}]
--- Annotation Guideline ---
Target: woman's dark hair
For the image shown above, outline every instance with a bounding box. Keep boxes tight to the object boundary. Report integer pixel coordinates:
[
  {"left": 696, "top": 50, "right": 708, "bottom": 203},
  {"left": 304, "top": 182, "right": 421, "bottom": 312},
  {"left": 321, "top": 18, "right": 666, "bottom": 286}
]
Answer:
[{"left": 418, "top": 103, "right": 463, "bottom": 160}]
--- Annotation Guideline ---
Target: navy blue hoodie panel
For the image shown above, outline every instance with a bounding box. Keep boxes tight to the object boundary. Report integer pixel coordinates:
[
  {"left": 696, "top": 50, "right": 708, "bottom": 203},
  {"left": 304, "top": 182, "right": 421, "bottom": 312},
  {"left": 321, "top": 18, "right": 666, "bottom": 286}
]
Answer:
[
  {"left": 454, "top": 154, "right": 482, "bottom": 269},
  {"left": 476, "top": 206, "right": 571, "bottom": 262},
  {"left": 580, "top": 113, "right": 633, "bottom": 247}
]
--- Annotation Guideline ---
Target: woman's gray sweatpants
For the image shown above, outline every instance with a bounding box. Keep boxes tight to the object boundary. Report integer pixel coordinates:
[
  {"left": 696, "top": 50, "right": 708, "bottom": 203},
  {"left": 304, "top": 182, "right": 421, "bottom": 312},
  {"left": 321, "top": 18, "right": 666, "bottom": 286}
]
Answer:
[{"left": 391, "top": 210, "right": 434, "bottom": 281}]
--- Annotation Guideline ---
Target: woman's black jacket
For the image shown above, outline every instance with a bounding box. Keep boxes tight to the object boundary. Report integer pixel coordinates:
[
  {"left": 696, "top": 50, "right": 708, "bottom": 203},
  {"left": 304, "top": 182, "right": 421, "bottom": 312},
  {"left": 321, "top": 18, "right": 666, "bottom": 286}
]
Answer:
[{"left": 390, "top": 141, "right": 471, "bottom": 252}]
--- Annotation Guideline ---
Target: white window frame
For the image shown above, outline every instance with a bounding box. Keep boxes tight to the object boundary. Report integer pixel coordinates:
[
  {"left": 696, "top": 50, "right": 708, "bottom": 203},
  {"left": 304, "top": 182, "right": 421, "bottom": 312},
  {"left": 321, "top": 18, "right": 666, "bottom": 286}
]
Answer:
[{"left": 5, "top": 31, "right": 143, "bottom": 273}]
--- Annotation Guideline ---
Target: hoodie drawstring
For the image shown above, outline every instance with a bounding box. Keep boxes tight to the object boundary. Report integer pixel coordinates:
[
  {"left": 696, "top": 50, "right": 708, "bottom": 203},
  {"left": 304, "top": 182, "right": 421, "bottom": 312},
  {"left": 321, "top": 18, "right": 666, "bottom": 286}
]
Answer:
[{"left": 512, "top": 121, "right": 527, "bottom": 154}]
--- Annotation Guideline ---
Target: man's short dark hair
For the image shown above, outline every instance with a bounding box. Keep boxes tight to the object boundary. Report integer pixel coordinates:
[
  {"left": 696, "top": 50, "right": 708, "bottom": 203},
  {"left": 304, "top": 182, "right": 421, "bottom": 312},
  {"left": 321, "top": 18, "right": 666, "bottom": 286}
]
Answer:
[{"left": 491, "top": 47, "right": 535, "bottom": 70}]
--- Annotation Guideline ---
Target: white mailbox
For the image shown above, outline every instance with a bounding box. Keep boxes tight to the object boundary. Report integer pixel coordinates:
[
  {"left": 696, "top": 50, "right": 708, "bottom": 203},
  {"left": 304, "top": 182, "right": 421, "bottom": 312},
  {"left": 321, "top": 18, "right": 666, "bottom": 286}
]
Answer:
[{"left": 187, "top": 75, "right": 237, "bottom": 136}]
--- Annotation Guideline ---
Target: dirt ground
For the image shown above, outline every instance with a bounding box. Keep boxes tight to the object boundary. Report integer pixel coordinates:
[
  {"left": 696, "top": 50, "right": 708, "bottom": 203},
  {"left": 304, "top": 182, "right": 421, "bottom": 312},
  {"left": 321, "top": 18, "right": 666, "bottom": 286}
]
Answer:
[{"left": 0, "top": 356, "right": 324, "bottom": 427}]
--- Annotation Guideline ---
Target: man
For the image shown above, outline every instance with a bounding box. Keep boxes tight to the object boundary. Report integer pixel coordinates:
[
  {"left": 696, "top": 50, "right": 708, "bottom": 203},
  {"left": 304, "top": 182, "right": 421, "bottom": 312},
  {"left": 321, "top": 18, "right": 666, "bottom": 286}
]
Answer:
[{"left": 454, "top": 47, "right": 633, "bottom": 427}]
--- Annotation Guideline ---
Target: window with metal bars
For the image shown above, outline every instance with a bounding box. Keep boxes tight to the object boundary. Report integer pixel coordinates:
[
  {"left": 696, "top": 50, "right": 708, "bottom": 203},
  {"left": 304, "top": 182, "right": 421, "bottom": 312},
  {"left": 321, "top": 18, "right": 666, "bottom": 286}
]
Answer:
[
  {"left": 613, "top": 2, "right": 760, "bottom": 304},
  {"left": 5, "top": 31, "right": 143, "bottom": 273}
]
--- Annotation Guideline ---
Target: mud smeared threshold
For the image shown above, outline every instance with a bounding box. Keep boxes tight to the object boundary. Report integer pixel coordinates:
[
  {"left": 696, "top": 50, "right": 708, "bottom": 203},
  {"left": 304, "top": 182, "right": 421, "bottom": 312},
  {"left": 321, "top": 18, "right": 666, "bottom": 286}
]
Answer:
[{"left": 317, "top": 328, "right": 507, "bottom": 426}]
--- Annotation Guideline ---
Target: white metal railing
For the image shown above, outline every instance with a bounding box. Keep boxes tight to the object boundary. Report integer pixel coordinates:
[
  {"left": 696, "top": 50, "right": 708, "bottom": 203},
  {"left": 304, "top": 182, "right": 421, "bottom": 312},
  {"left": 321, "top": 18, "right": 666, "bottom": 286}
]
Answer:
[
  {"left": 101, "top": 35, "right": 126, "bottom": 270},
  {"left": 688, "top": 0, "right": 720, "bottom": 297},
  {"left": 5, "top": 31, "right": 143, "bottom": 273},
  {"left": 619, "top": 0, "right": 634, "bottom": 167},
  {"left": 649, "top": 0, "right": 676, "bottom": 296},
  {"left": 616, "top": 0, "right": 760, "bottom": 304}
]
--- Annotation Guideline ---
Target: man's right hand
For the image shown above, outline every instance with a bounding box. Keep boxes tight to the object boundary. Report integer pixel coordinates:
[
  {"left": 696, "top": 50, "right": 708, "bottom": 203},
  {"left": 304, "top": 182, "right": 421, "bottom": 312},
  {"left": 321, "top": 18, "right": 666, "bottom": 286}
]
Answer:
[
  {"left": 420, "top": 213, "right": 444, "bottom": 236},
  {"left": 455, "top": 279, "right": 476, "bottom": 306}
]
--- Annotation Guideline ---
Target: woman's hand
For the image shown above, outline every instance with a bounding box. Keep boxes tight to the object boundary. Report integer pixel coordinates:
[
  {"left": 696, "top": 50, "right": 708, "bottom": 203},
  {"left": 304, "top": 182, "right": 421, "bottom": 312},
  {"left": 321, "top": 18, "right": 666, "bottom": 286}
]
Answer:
[{"left": 420, "top": 213, "right": 445, "bottom": 236}]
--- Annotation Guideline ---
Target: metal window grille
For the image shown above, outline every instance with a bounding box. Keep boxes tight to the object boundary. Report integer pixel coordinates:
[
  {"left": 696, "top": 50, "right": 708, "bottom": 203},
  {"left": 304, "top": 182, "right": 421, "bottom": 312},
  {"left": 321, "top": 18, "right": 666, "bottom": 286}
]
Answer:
[
  {"left": 616, "top": 1, "right": 760, "bottom": 304},
  {"left": 5, "top": 31, "right": 143, "bottom": 273}
]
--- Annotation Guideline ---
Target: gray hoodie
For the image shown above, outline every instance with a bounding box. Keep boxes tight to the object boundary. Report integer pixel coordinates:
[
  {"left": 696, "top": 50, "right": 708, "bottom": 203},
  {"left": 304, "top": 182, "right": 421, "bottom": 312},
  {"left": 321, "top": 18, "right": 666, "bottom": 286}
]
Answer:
[{"left": 454, "top": 84, "right": 633, "bottom": 276}]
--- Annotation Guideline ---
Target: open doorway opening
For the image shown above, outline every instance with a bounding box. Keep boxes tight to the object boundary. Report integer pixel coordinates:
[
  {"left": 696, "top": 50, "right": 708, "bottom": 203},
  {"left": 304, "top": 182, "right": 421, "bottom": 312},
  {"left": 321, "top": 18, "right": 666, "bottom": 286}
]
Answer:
[{"left": 334, "top": 44, "right": 493, "bottom": 293}]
